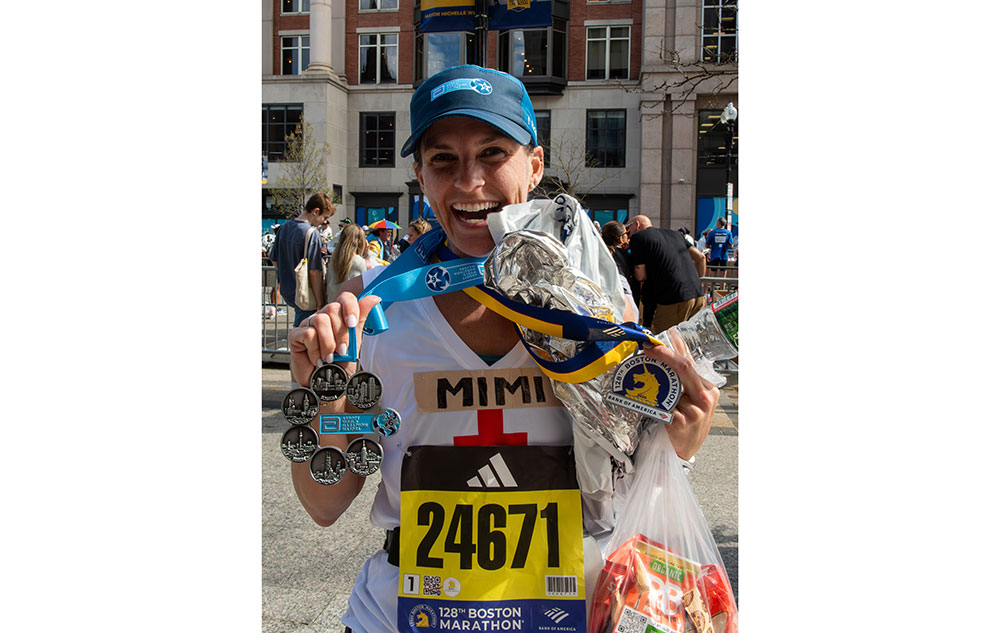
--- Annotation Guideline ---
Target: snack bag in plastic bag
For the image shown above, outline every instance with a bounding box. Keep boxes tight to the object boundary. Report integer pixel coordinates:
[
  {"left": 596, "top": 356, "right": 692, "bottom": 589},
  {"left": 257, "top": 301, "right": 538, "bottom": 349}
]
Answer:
[{"left": 588, "top": 424, "right": 737, "bottom": 633}]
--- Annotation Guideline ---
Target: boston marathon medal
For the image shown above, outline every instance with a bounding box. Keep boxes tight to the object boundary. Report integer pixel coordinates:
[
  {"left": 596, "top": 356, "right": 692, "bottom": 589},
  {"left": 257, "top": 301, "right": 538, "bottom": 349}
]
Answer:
[
  {"left": 309, "top": 446, "right": 348, "bottom": 485},
  {"left": 345, "top": 438, "right": 383, "bottom": 477},
  {"left": 345, "top": 371, "right": 383, "bottom": 410},
  {"left": 310, "top": 363, "right": 349, "bottom": 402},
  {"left": 605, "top": 355, "right": 683, "bottom": 423},
  {"left": 282, "top": 388, "right": 321, "bottom": 425},
  {"left": 280, "top": 425, "right": 319, "bottom": 462}
]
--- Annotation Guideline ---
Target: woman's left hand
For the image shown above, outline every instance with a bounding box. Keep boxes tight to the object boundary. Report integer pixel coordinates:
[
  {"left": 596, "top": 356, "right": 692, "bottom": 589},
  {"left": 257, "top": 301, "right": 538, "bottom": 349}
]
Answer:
[{"left": 640, "top": 330, "right": 720, "bottom": 460}]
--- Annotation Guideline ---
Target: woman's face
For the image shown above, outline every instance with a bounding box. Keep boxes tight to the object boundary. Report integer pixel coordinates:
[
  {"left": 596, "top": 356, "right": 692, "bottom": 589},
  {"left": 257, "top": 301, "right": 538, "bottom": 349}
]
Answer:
[{"left": 414, "top": 117, "right": 544, "bottom": 257}]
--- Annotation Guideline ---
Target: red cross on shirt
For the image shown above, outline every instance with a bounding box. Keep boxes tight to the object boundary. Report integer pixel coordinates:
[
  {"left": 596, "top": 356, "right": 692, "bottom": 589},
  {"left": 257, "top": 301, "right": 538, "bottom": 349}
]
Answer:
[{"left": 453, "top": 409, "right": 527, "bottom": 446}]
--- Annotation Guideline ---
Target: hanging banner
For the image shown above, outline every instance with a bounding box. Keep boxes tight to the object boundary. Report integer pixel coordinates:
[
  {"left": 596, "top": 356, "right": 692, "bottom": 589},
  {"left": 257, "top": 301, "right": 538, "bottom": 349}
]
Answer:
[
  {"left": 487, "top": 0, "right": 552, "bottom": 30},
  {"left": 419, "top": 0, "right": 552, "bottom": 33},
  {"left": 419, "top": 0, "right": 475, "bottom": 33}
]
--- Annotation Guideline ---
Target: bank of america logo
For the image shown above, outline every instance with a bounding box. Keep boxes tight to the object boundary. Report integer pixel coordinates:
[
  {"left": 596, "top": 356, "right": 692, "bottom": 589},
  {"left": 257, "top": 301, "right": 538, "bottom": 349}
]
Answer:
[
  {"left": 543, "top": 608, "right": 569, "bottom": 624},
  {"left": 466, "top": 453, "right": 518, "bottom": 488}
]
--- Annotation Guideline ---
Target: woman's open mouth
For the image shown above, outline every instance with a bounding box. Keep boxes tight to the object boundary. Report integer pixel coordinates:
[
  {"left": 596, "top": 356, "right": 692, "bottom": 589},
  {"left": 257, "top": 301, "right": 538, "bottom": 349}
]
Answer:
[{"left": 452, "top": 201, "right": 502, "bottom": 224}]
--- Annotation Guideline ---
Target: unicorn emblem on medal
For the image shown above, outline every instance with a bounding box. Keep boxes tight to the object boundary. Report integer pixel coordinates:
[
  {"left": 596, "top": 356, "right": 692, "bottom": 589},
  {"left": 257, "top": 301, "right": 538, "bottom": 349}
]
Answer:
[{"left": 605, "top": 353, "right": 683, "bottom": 422}]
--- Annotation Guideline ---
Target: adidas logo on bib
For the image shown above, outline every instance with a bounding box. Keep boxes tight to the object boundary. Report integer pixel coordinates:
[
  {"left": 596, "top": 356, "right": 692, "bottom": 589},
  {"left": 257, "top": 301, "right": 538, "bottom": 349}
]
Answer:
[{"left": 466, "top": 453, "right": 518, "bottom": 488}]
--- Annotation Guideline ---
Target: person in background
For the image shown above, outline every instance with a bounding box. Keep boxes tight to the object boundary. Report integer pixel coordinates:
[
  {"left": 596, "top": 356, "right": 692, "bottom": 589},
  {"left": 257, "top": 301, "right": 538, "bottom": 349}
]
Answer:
[
  {"left": 366, "top": 228, "right": 393, "bottom": 264},
  {"left": 319, "top": 220, "right": 334, "bottom": 257},
  {"left": 397, "top": 218, "right": 431, "bottom": 254},
  {"left": 706, "top": 217, "right": 735, "bottom": 281},
  {"left": 601, "top": 220, "right": 640, "bottom": 312},
  {"left": 626, "top": 213, "right": 707, "bottom": 332},
  {"left": 325, "top": 223, "right": 368, "bottom": 300},
  {"left": 269, "top": 192, "right": 334, "bottom": 326},
  {"left": 678, "top": 226, "right": 695, "bottom": 247}
]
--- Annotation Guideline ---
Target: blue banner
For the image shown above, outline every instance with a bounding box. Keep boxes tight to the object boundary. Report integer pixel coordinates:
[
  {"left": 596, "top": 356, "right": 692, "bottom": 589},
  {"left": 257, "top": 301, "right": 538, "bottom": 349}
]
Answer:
[
  {"left": 419, "top": 0, "right": 475, "bottom": 33},
  {"left": 419, "top": 0, "right": 552, "bottom": 33},
  {"left": 488, "top": 0, "right": 552, "bottom": 30}
]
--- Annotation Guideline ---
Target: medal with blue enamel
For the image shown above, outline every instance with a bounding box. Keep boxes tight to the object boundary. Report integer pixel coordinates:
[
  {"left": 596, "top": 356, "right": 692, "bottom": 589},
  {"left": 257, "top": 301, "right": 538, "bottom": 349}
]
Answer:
[{"left": 605, "top": 354, "right": 683, "bottom": 423}]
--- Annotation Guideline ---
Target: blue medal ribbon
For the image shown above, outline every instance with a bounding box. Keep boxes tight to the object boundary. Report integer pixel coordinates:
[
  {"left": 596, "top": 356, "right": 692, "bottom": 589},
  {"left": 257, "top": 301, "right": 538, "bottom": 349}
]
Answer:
[{"left": 337, "top": 227, "right": 662, "bottom": 383}]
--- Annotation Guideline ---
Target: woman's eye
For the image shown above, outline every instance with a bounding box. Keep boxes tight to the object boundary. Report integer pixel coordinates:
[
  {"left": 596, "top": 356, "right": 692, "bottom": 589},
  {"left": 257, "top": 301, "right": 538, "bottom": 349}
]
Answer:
[{"left": 480, "top": 147, "right": 507, "bottom": 159}]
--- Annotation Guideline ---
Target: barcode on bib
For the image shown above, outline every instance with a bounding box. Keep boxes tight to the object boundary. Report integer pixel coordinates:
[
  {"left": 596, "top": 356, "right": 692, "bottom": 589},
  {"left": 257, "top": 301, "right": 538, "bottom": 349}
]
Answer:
[{"left": 545, "top": 575, "right": 578, "bottom": 597}]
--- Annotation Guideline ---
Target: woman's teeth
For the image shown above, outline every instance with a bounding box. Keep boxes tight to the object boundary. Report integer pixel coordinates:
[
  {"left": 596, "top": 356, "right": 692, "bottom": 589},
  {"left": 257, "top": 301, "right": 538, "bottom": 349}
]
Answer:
[{"left": 453, "top": 202, "right": 500, "bottom": 222}]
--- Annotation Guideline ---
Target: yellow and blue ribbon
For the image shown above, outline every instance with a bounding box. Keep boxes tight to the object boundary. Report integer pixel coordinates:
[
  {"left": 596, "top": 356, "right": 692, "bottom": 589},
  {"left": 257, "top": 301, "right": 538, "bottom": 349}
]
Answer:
[{"left": 345, "top": 228, "right": 661, "bottom": 383}]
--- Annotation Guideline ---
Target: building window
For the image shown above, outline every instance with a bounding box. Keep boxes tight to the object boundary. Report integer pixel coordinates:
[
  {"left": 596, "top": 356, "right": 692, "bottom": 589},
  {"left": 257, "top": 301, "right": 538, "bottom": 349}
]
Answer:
[
  {"left": 586, "top": 110, "right": 626, "bottom": 167},
  {"left": 534, "top": 110, "right": 551, "bottom": 167},
  {"left": 359, "top": 33, "right": 398, "bottom": 84},
  {"left": 360, "top": 0, "right": 398, "bottom": 10},
  {"left": 281, "top": 0, "right": 310, "bottom": 14},
  {"left": 586, "top": 26, "right": 629, "bottom": 80},
  {"left": 697, "top": 109, "right": 738, "bottom": 166},
  {"left": 415, "top": 31, "right": 473, "bottom": 82},
  {"left": 499, "top": 19, "right": 567, "bottom": 79},
  {"left": 702, "top": 0, "right": 738, "bottom": 63},
  {"left": 281, "top": 35, "right": 310, "bottom": 75},
  {"left": 262, "top": 103, "right": 304, "bottom": 160},
  {"left": 360, "top": 112, "right": 396, "bottom": 168}
]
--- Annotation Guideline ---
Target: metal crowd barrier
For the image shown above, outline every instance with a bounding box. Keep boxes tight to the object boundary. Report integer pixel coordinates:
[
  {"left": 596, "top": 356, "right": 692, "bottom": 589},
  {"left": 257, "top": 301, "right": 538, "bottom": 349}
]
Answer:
[{"left": 262, "top": 264, "right": 294, "bottom": 363}]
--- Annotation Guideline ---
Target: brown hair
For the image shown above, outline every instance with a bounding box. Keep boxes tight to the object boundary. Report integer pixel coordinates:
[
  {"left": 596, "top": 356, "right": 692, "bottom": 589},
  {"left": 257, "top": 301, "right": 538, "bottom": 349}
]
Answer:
[
  {"left": 601, "top": 220, "right": 627, "bottom": 252},
  {"left": 408, "top": 218, "right": 432, "bottom": 236},
  {"left": 305, "top": 192, "right": 334, "bottom": 216},
  {"left": 331, "top": 224, "right": 366, "bottom": 283}
]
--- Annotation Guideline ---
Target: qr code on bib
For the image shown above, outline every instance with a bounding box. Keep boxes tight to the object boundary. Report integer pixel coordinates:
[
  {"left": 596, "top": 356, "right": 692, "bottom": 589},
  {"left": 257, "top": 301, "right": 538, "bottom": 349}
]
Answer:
[
  {"left": 615, "top": 606, "right": 648, "bottom": 633},
  {"left": 423, "top": 575, "right": 442, "bottom": 596}
]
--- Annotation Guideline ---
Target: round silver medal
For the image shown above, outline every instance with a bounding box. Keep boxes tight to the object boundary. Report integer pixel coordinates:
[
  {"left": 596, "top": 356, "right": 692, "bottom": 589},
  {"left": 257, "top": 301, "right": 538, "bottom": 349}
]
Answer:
[
  {"left": 345, "top": 372, "right": 383, "bottom": 410},
  {"left": 345, "top": 438, "right": 383, "bottom": 477},
  {"left": 309, "top": 446, "right": 348, "bottom": 485},
  {"left": 282, "top": 388, "right": 320, "bottom": 425},
  {"left": 280, "top": 425, "right": 319, "bottom": 462},
  {"left": 373, "top": 408, "right": 401, "bottom": 437},
  {"left": 310, "top": 363, "right": 349, "bottom": 402}
]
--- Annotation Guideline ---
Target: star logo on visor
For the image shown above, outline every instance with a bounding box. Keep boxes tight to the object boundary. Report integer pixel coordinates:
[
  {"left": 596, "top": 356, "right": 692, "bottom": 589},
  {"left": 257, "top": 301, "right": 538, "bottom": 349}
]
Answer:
[
  {"left": 470, "top": 79, "right": 493, "bottom": 95},
  {"left": 425, "top": 266, "right": 451, "bottom": 292}
]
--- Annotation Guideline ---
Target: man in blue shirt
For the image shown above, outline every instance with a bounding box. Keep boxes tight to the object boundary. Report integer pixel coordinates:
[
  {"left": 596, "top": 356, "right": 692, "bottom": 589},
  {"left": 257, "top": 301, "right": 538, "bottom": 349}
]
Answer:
[
  {"left": 707, "top": 218, "right": 734, "bottom": 269},
  {"left": 269, "top": 192, "right": 335, "bottom": 326}
]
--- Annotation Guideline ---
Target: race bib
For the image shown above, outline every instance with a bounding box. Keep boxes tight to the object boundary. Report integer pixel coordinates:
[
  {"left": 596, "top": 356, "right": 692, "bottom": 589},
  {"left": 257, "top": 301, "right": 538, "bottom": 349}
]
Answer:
[{"left": 398, "top": 445, "right": 586, "bottom": 633}]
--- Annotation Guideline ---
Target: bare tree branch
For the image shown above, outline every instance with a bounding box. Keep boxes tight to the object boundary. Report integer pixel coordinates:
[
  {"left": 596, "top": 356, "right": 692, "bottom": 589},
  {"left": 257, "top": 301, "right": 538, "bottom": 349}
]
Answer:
[
  {"left": 269, "top": 118, "right": 341, "bottom": 218},
  {"left": 536, "top": 132, "right": 616, "bottom": 202},
  {"left": 624, "top": 41, "right": 738, "bottom": 119}
]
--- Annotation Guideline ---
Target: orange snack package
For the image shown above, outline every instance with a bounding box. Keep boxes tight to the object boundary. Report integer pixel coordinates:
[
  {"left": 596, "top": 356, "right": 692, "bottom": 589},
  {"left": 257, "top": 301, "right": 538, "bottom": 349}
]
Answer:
[{"left": 589, "top": 534, "right": 737, "bottom": 633}]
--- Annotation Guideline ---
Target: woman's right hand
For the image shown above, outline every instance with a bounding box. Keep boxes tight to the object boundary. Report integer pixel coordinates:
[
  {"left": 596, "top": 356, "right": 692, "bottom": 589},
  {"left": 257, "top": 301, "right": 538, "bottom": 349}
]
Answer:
[{"left": 288, "top": 289, "right": 382, "bottom": 387}]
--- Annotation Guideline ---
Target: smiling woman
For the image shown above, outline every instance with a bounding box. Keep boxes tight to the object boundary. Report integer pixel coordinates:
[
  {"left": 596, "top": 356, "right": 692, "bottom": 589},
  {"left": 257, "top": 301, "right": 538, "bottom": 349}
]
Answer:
[{"left": 284, "top": 65, "right": 720, "bottom": 633}]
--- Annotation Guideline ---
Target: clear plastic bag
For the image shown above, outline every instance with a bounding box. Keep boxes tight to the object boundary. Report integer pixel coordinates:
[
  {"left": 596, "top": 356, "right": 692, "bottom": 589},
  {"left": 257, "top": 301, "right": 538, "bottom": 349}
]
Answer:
[{"left": 588, "top": 424, "right": 738, "bottom": 633}]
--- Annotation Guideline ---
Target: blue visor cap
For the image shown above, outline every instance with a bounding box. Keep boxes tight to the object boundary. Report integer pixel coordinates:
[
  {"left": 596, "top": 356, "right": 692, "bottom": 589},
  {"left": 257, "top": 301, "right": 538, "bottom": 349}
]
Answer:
[{"left": 401, "top": 65, "right": 538, "bottom": 158}]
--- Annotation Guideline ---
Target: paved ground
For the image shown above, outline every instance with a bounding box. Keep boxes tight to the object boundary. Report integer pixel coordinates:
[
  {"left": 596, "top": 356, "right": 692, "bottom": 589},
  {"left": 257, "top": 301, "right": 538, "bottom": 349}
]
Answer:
[{"left": 262, "top": 365, "right": 738, "bottom": 633}]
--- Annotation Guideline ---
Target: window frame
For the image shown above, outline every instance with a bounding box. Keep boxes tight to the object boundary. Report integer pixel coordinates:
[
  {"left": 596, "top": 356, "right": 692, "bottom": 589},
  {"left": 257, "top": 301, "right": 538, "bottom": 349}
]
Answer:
[
  {"left": 359, "top": 112, "right": 397, "bottom": 169},
  {"left": 280, "top": 33, "right": 310, "bottom": 75},
  {"left": 697, "top": 109, "right": 738, "bottom": 167},
  {"left": 280, "top": 0, "right": 311, "bottom": 15},
  {"left": 701, "top": 0, "right": 738, "bottom": 63},
  {"left": 585, "top": 109, "right": 627, "bottom": 168},
  {"left": 584, "top": 24, "right": 630, "bottom": 81},
  {"left": 358, "top": 0, "right": 398, "bottom": 12},
  {"left": 358, "top": 32, "right": 399, "bottom": 85},
  {"left": 415, "top": 31, "right": 474, "bottom": 82},
  {"left": 534, "top": 110, "right": 551, "bottom": 167},
  {"left": 262, "top": 103, "right": 304, "bottom": 161},
  {"left": 498, "top": 18, "right": 568, "bottom": 80}
]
